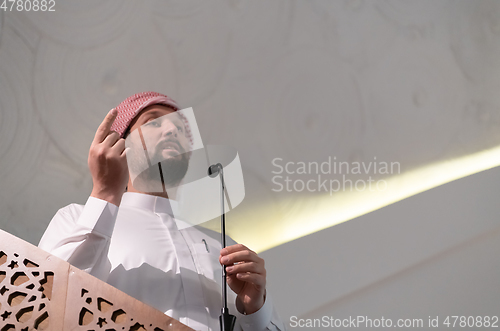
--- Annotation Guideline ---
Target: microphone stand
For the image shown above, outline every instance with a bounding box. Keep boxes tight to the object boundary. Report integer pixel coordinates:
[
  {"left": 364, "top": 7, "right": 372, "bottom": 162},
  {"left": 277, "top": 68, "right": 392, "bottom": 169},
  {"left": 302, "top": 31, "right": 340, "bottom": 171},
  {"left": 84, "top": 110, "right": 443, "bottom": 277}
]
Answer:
[{"left": 208, "top": 163, "right": 236, "bottom": 331}]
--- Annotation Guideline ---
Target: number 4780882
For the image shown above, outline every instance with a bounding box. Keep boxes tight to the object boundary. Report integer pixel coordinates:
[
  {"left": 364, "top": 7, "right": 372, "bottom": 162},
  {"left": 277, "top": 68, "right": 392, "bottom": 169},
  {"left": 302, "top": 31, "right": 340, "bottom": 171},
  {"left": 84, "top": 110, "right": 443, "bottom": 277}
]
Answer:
[{"left": 1, "top": 0, "right": 55, "bottom": 12}]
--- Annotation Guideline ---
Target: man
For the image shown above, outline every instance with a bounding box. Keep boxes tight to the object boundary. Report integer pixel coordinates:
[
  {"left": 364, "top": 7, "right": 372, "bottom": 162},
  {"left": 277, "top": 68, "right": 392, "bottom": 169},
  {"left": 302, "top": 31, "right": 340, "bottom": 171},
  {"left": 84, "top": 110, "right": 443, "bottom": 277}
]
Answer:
[{"left": 39, "top": 92, "right": 285, "bottom": 331}]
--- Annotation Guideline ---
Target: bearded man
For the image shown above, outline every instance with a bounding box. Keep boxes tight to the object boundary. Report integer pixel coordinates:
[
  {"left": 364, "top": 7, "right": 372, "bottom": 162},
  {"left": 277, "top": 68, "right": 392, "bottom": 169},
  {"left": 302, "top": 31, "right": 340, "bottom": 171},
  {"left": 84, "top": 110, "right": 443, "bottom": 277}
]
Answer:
[{"left": 39, "top": 92, "right": 285, "bottom": 331}]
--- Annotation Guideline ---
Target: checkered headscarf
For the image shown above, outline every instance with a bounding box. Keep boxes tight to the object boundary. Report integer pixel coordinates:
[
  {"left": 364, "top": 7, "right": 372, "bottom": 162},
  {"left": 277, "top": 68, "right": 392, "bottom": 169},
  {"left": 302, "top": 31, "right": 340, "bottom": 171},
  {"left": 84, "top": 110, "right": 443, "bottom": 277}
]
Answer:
[{"left": 111, "top": 92, "right": 192, "bottom": 145}]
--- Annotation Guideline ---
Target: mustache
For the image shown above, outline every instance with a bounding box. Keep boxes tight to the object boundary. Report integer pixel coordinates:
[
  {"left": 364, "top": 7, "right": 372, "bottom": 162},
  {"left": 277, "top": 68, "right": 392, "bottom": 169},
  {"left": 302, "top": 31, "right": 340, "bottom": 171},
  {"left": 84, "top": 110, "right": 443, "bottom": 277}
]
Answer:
[{"left": 155, "top": 138, "right": 186, "bottom": 154}]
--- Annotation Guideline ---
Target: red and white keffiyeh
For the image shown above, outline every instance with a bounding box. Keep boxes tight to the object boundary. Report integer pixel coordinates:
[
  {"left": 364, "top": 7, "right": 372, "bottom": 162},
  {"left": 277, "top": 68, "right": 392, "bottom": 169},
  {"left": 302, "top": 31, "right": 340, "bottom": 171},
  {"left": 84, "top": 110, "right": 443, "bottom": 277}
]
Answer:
[{"left": 111, "top": 92, "right": 192, "bottom": 145}]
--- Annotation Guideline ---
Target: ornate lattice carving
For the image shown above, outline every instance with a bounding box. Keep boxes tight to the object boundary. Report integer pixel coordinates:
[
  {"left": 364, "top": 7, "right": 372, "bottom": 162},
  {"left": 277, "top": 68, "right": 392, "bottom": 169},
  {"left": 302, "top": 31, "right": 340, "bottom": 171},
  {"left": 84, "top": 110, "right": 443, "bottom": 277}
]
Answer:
[
  {"left": 0, "top": 250, "right": 54, "bottom": 330},
  {"left": 0, "top": 230, "right": 193, "bottom": 330},
  {"left": 65, "top": 267, "right": 188, "bottom": 331}
]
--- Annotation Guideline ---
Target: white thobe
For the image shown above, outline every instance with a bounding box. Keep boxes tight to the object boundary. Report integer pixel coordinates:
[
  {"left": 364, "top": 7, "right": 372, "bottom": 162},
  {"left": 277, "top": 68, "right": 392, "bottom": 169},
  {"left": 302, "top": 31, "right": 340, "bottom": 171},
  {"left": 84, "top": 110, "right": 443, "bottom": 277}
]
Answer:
[{"left": 39, "top": 192, "right": 285, "bottom": 331}]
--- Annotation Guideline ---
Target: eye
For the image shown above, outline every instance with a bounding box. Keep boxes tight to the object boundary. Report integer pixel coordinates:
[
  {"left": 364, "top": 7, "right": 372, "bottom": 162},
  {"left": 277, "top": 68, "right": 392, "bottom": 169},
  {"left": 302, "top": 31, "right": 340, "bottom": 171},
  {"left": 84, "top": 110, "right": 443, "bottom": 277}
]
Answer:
[
  {"left": 176, "top": 125, "right": 184, "bottom": 132},
  {"left": 144, "top": 119, "right": 160, "bottom": 127}
]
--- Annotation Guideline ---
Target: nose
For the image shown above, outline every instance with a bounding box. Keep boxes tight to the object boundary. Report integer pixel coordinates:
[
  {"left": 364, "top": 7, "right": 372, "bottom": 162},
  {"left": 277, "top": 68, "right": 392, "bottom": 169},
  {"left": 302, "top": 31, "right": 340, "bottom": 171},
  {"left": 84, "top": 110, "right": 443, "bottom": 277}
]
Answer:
[{"left": 161, "top": 120, "right": 178, "bottom": 138}]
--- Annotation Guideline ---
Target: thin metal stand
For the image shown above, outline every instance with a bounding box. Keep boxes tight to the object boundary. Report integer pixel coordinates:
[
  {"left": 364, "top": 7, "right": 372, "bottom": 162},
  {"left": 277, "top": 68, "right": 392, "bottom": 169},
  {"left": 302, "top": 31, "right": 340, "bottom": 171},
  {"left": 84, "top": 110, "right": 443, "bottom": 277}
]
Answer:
[{"left": 208, "top": 163, "right": 236, "bottom": 331}]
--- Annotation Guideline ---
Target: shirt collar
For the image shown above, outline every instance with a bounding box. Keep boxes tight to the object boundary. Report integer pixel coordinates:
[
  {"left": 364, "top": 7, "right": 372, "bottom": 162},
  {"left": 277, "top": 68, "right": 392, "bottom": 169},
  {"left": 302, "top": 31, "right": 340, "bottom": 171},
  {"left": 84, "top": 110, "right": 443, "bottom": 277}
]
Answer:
[{"left": 121, "top": 192, "right": 176, "bottom": 216}]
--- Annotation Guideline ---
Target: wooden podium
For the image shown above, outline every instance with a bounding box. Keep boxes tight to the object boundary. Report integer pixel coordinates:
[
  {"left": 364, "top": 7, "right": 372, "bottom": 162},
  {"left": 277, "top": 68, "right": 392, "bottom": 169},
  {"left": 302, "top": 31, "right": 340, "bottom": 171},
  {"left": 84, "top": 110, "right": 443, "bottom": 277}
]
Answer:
[{"left": 0, "top": 229, "right": 194, "bottom": 331}]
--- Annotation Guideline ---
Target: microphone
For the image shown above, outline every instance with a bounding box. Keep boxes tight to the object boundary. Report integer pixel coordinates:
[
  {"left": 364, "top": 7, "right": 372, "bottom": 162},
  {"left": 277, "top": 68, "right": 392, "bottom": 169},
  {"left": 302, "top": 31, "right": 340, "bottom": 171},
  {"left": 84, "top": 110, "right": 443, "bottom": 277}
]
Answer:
[{"left": 208, "top": 163, "right": 222, "bottom": 178}]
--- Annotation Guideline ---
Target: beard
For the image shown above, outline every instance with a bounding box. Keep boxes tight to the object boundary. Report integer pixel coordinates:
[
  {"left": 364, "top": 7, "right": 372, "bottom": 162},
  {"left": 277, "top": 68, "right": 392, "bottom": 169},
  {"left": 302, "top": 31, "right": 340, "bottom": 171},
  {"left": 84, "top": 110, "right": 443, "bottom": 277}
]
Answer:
[
  {"left": 127, "top": 143, "right": 190, "bottom": 192},
  {"left": 158, "top": 153, "right": 190, "bottom": 188}
]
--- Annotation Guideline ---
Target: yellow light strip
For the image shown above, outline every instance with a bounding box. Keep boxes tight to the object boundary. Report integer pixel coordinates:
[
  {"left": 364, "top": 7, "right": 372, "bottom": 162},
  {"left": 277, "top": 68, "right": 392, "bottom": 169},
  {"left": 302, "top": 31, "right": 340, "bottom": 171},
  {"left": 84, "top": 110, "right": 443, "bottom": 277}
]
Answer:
[{"left": 228, "top": 145, "right": 500, "bottom": 253}]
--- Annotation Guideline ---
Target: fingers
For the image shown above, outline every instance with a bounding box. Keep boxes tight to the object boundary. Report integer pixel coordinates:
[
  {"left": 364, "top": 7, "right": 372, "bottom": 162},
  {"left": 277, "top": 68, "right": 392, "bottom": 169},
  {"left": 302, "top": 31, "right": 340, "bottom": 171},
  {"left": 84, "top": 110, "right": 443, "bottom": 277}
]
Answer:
[
  {"left": 220, "top": 244, "right": 255, "bottom": 258},
  {"left": 111, "top": 137, "right": 126, "bottom": 155},
  {"left": 221, "top": 244, "right": 267, "bottom": 311},
  {"left": 93, "top": 108, "right": 117, "bottom": 145},
  {"left": 103, "top": 131, "right": 121, "bottom": 147},
  {"left": 226, "top": 261, "right": 267, "bottom": 290},
  {"left": 121, "top": 147, "right": 131, "bottom": 157},
  {"left": 221, "top": 244, "right": 253, "bottom": 255},
  {"left": 220, "top": 244, "right": 260, "bottom": 265},
  {"left": 226, "top": 261, "right": 264, "bottom": 276},
  {"left": 232, "top": 273, "right": 266, "bottom": 288}
]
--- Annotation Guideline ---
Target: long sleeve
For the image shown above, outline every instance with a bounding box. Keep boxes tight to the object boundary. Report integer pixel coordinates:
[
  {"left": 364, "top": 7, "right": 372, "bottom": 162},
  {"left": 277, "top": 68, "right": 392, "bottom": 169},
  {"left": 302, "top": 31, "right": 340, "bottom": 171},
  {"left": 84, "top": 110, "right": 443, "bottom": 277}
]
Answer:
[
  {"left": 38, "top": 196, "right": 119, "bottom": 280},
  {"left": 235, "top": 294, "right": 286, "bottom": 331}
]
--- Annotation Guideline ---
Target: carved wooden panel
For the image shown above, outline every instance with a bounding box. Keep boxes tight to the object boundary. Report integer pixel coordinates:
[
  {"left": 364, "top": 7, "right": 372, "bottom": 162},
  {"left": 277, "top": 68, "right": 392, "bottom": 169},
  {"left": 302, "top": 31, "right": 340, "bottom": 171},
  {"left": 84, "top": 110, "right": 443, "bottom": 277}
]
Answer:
[
  {"left": 0, "top": 230, "right": 68, "bottom": 330},
  {"left": 0, "top": 230, "right": 193, "bottom": 331},
  {"left": 64, "top": 266, "right": 193, "bottom": 331}
]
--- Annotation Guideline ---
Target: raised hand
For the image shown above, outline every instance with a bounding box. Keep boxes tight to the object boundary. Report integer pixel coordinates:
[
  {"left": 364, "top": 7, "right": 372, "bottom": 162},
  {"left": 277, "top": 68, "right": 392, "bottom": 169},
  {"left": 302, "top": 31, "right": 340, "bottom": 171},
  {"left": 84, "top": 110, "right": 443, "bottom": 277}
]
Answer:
[{"left": 88, "top": 108, "right": 129, "bottom": 206}]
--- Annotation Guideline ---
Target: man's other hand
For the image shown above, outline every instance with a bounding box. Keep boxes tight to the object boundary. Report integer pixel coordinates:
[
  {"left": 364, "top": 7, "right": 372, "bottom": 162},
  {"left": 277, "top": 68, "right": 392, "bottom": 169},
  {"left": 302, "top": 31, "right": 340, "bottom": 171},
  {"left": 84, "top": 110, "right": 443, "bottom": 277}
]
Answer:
[
  {"left": 220, "top": 244, "right": 266, "bottom": 315},
  {"left": 89, "top": 108, "right": 129, "bottom": 206}
]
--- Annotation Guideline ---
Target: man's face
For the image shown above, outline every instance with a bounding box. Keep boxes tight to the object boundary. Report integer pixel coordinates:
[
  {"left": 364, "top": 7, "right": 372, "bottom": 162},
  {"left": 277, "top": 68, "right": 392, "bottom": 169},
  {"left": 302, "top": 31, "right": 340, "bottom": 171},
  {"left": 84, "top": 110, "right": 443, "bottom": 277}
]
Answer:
[
  {"left": 128, "top": 104, "right": 190, "bottom": 159},
  {"left": 126, "top": 105, "right": 191, "bottom": 190}
]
